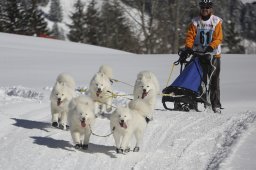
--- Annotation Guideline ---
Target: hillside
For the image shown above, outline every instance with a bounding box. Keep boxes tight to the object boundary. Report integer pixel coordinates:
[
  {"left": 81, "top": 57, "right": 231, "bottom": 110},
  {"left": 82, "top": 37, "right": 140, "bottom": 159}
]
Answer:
[{"left": 0, "top": 32, "right": 256, "bottom": 170}]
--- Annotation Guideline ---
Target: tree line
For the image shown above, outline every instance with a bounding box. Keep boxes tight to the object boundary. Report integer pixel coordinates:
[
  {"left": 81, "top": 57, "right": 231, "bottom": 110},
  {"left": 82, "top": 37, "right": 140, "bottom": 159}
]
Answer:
[{"left": 0, "top": 0, "right": 255, "bottom": 54}]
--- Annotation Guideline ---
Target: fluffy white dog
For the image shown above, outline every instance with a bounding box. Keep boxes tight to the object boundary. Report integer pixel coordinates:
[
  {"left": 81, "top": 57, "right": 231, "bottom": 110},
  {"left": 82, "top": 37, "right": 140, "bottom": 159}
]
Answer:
[
  {"left": 133, "top": 71, "right": 160, "bottom": 119},
  {"left": 68, "top": 96, "right": 95, "bottom": 150},
  {"left": 50, "top": 73, "right": 76, "bottom": 130},
  {"left": 88, "top": 65, "right": 113, "bottom": 116},
  {"left": 110, "top": 101, "right": 151, "bottom": 153}
]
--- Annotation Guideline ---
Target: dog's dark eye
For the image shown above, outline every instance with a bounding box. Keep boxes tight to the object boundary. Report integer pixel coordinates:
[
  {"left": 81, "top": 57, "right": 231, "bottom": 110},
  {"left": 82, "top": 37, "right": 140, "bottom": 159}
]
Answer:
[
  {"left": 80, "top": 113, "right": 83, "bottom": 115},
  {"left": 147, "top": 86, "right": 149, "bottom": 87},
  {"left": 56, "top": 93, "right": 58, "bottom": 95},
  {"left": 62, "top": 94, "right": 64, "bottom": 96},
  {"left": 96, "top": 83, "right": 98, "bottom": 86}
]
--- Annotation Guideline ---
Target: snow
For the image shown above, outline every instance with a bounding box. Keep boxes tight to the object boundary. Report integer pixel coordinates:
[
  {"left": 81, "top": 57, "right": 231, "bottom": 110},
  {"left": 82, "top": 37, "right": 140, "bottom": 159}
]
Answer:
[{"left": 0, "top": 32, "right": 256, "bottom": 170}]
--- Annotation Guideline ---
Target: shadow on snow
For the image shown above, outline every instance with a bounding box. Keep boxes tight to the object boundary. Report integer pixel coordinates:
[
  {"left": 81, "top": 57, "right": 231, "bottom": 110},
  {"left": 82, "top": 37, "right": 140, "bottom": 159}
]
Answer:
[
  {"left": 11, "top": 118, "right": 50, "bottom": 132},
  {"left": 30, "top": 136, "right": 74, "bottom": 151},
  {"left": 86, "top": 143, "right": 117, "bottom": 158}
]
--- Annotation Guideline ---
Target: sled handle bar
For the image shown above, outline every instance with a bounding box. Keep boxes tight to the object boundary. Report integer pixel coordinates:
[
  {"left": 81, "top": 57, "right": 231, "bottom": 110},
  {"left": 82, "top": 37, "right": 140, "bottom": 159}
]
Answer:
[
  {"left": 192, "top": 51, "right": 213, "bottom": 56},
  {"left": 175, "top": 50, "right": 213, "bottom": 65}
]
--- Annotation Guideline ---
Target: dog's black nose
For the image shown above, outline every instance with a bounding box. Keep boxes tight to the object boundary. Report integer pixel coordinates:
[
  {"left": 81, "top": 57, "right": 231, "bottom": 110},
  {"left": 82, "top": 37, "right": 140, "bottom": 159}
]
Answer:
[
  {"left": 120, "top": 120, "right": 124, "bottom": 123},
  {"left": 82, "top": 117, "right": 85, "bottom": 121},
  {"left": 58, "top": 98, "right": 61, "bottom": 101},
  {"left": 143, "top": 89, "right": 146, "bottom": 92}
]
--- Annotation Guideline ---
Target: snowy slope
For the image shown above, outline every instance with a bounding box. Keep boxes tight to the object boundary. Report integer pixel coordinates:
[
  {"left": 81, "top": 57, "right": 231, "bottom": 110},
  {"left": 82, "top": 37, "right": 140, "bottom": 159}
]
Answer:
[{"left": 0, "top": 33, "right": 256, "bottom": 170}]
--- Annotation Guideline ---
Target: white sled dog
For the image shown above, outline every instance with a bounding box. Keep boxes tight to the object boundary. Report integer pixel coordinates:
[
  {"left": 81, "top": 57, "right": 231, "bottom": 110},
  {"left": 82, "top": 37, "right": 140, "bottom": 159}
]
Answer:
[
  {"left": 133, "top": 71, "right": 160, "bottom": 119},
  {"left": 88, "top": 65, "right": 113, "bottom": 116},
  {"left": 50, "top": 73, "right": 76, "bottom": 130},
  {"left": 110, "top": 101, "right": 151, "bottom": 153},
  {"left": 68, "top": 96, "right": 95, "bottom": 150}
]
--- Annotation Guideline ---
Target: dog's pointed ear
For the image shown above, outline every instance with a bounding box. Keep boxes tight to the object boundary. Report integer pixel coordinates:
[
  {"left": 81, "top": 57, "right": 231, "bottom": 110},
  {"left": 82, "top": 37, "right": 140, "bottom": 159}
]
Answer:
[{"left": 55, "top": 82, "right": 61, "bottom": 88}]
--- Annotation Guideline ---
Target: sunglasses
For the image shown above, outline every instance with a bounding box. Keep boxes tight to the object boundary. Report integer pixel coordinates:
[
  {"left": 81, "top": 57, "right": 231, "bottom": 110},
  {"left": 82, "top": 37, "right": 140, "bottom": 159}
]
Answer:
[{"left": 200, "top": 6, "right": 211, "bottom": 9}]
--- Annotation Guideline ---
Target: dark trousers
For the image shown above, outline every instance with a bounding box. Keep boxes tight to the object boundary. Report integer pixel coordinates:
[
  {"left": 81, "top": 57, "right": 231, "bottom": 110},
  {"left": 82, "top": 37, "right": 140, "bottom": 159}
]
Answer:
[
  {"left": 210, "top": 58, "right": 221, "bottom": 109},
  {"left": 200, "top": 56, "right": 221, "bottom": 109}
]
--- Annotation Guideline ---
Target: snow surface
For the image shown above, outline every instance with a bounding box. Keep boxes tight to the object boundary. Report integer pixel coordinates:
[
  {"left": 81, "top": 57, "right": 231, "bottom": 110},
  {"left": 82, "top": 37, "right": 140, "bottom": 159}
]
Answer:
[{"left": 0, "top": 32, "right": 256, "bottom": 170}]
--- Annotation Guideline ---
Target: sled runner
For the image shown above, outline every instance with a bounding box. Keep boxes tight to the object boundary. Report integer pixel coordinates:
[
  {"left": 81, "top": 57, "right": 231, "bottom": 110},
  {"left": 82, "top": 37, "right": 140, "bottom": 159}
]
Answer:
[{"left": 162, "top": 49, "right": 216, "bottom": 112}]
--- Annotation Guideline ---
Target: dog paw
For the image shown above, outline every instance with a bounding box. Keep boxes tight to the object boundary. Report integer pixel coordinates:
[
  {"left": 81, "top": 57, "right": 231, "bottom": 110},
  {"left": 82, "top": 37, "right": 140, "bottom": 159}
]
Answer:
[
  {"left": 59, "top": 124, "right": 65, "bottom": 130},
  {"left": 82, "top": 144, "right": 88, "bottom": 150},
  {"left": 124, "top": 147, "right": 130, "bottom": 153},
  {"left": 74, "top": 144, "right": 81, "bottom": 149},
  {"left": 116, "top": 148, "right": 123, "bottom": 154},
  {"left": 145, "top": 117, "right": 151, "bottom": 123},
  {"left": 52, "top": 122, "right": 58, "bottom": 128},
  {"left": 133, "top": 147, "right": 140, "bottom": 152}
]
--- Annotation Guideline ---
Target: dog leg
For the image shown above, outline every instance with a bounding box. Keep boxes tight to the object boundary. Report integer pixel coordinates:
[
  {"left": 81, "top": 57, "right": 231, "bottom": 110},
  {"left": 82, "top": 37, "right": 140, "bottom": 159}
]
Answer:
[
  {"left": 113, "top": 131, "right": 121, "bottom": 149},
  {"left": 106, "top": 100, "right": 112, "bottom": 112},
  {"left": 71, "top": 131, "right": 80, "bottom": 146},
  {"left": 94, "top": 102, "right": 101, "bottom": 117},
  {"left": 52, "top": 112, "right": 59, "bottom": 124},
  {"left": 134, "top": 130, "right": 143, "bottom": 152},
  {"left": 120, "top": 133, "right": 132, "bottom": 152},
  {"left": 82, "top": 130, "right": 91, "bottom": 149},
  {"left": 100, "top": 104, "right": 106, "bottom": 115},
  {"left": 51, "top": 112, "right": 60, "bottom": 127},
  {"left": 59, "top": 111, "right": 67, "bottom": 130}
]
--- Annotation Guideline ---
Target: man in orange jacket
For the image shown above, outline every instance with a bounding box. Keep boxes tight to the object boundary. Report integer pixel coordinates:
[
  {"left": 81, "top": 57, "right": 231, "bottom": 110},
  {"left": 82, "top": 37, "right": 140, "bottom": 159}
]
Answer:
[{"left": 180, "top": 0, "right": 223, "bottom": 113}]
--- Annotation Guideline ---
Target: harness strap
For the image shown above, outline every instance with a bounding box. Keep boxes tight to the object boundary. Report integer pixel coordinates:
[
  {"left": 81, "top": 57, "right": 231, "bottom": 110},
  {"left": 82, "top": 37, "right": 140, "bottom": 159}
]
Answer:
[
  {"left": 165, "top": 63, "right": 176, "bottom": 88},
  {"left": 111, "top": 78, "right": 134, "bottom": 87},
  {"left": 89, "top": 125, "right": 115, "bottom": 138}
]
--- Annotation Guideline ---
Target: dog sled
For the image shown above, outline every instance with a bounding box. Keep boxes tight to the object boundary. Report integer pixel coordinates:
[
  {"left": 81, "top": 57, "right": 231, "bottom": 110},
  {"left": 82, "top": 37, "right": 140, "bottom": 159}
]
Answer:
[{"left": 162, "top": 49, "right": 216, "bottom": 112}]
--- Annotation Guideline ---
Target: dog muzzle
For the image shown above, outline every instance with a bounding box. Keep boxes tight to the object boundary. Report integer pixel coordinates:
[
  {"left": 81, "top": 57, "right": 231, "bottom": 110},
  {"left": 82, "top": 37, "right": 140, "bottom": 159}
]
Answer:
[
  {"left": 57, "top": 98, "right": 62, "bottom": 106},
  {"left": 142, "top": 89, "right": 148, "bottom": 99},
  {"left": 119, "top": 121, "right": 127, "bottom": 129},
  {"left": 96, "top": 89, "right": 102, "bottom": 97},
  {"left": 81, "top": 120, "right": 86, "bottom": 128}
]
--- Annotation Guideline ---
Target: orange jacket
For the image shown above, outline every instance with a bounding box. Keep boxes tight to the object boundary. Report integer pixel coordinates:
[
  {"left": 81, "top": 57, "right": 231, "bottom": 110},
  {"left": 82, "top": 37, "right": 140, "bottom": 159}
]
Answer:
[{"left": 185, "top": 16, "right": 223, "bottom": 58}]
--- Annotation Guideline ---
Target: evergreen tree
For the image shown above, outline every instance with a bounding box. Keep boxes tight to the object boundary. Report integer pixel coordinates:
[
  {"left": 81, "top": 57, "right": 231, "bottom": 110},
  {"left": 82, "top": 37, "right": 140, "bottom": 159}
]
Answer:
[
  {"left": 48, "top": 0, "right": 63, "bottom": 22},
  {"left": 100, "top": 0, "right": 139, "bottom": 53},
  {"left": 3, "top": 0, "right": 29, "bottom": 35},
  {"left": 26, "top": 0, "right": 50, "bottom": 36},
  {"left": 52, "top": 22, "right": 65, "bottom": 40},
  {"left": 84, "top": 0, "right": 102, "bottom": 45},
  {"left": 224, "top": 21, "right": 245, "bottom": 54},
  {"left": 0, "top": 0, "right": 6, "bottom": 32},
  {"left": 242, "top": 3, "right": 256, "bottom": 41},
  {"left": 38, "top": 0, "right": 50, "bottom": 6},
  {"left": 67, "top": 0, "right": 86, "bottom": 43}
]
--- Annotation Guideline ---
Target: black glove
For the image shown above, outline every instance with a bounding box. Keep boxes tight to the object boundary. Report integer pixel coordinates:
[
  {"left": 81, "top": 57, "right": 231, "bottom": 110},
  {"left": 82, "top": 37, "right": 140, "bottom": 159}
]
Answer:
[
  {"left": 179, "top": 48, "right": 193, "bottom": 63},
  {"left": 204, "top": 46, "right": 214, "bottom": 53}
]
